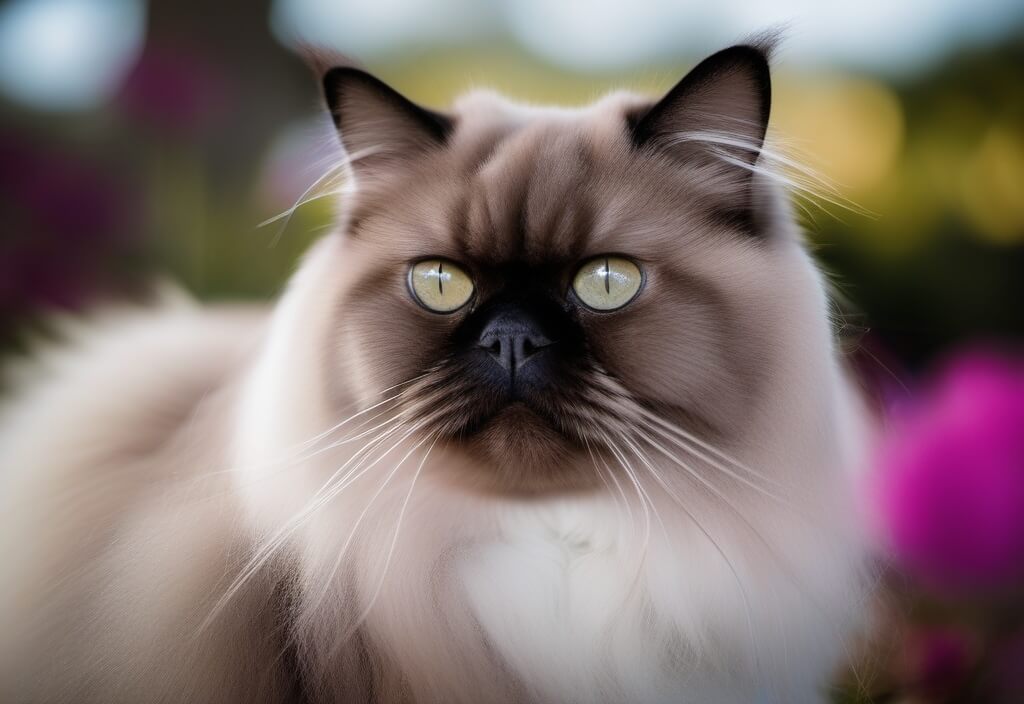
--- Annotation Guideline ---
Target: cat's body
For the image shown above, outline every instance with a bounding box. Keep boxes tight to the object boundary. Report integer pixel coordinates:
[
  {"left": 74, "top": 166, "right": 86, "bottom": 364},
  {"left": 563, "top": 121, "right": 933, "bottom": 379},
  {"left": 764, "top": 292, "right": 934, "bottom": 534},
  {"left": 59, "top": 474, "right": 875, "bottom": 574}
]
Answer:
[{"left": 1, "top": 43, "right": 871, "bottom": 703}]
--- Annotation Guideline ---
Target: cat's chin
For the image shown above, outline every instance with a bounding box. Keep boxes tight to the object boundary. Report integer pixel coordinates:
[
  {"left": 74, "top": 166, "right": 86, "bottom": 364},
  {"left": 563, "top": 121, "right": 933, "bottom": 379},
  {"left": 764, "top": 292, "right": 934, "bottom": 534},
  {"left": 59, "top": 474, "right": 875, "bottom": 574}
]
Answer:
[{"left": 453, "top": 403, "right": 598, "bottom": 494}]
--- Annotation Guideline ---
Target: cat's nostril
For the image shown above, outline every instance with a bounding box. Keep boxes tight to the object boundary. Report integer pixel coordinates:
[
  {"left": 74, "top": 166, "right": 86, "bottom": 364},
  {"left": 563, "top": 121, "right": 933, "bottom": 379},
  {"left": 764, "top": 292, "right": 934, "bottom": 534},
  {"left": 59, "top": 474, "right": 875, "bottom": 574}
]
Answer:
[
  {"left": 477, "top": 331, "right": 552, "bottom": 372},
  {"left": 476, "top": 310, "right": 553, "bottom": 374}
]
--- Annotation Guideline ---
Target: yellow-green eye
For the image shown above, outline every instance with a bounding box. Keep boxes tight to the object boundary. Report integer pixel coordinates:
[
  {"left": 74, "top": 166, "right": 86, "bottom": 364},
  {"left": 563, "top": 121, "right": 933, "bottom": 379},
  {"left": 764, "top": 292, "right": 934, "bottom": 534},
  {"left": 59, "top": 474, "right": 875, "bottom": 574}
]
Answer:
[
  {"left": 572, "top": 256, "right": 643, "bottom": 311},
  {"left": 409, "top": 259, "right": 474, "bottom": 313}
]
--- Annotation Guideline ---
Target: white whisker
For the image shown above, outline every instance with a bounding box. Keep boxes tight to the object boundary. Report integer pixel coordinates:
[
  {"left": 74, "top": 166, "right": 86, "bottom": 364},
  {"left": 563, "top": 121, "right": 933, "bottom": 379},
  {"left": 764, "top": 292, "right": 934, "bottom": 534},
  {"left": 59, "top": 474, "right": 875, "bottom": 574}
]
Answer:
[
  {"left": 197, "top": 412, "right": 431, "bottom": 634},
  {"left": 617, "top": 431, "right": 765, "bottom": 688},
  {"left": 258, "top": 144, "right": 386, "bottom": 242},
  {"left": 668, "top": 130, "right": 873, "bottom": 219},
  {"left": 604, "top": 434, "right": 657, "bottom": 551},
  {"left": 304, "top": 429, "right": 437, "bottom": 619},
  {"left": 640, "top": 422, "right": 791, "bottom": 507},
  {"left": 639, "top": 408, "right": 789, "bottom": 494},
  {"left": 333, "top": 433, "right": 440, "bottom": 649},
  {"left": 295, "top": 372, "right": 432, "bottom": 453},
  {"left": 583, "top": 434, "right": 633, "bottom": 529}
]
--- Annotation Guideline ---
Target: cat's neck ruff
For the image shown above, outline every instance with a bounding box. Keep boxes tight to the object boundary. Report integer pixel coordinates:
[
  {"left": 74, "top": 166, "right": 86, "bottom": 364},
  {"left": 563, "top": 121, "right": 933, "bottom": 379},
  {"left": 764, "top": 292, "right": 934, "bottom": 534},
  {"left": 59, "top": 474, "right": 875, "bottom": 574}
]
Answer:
[{"left": 230, "top": 229, "right": 867, "bottom": 703}]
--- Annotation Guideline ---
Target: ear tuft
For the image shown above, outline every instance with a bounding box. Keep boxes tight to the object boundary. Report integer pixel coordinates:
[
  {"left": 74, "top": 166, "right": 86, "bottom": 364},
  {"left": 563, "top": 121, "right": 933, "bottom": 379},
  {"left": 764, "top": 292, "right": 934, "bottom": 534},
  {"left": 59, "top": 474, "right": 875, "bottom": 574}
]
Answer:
[{"left": 743, "top": 27, "right": 783, "bottom": 64}]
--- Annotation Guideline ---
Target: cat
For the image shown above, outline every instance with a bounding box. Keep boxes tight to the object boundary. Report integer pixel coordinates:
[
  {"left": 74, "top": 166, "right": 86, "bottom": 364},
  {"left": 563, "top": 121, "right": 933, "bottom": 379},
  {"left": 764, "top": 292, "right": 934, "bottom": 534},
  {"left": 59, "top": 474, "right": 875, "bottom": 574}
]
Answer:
[{"left": 0, "top": 38, "right": 872, "bottom": 703}]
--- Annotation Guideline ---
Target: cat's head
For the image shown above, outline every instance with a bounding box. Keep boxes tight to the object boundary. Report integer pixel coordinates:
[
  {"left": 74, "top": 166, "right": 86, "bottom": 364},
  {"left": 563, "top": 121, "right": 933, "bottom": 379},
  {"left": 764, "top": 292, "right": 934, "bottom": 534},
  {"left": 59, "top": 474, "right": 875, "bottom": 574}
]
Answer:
[{"left": 315, "top": 41, "right": 820, "bottom": 493}]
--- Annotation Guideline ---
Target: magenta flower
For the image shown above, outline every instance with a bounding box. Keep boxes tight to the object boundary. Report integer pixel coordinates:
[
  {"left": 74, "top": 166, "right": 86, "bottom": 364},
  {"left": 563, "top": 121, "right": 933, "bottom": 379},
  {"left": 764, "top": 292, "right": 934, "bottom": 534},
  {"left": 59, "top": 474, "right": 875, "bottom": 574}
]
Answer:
[
  {"left": 0, "top": 134, "right": 138, "bottom": 314},
  {"left": 872, "top": 349, "right": 1024, "bottom": 593},
  {"left": 991, "top": 629, "right": 1024, "bottom": 700},
  {"left": 116, "top": 43, "right": 228, "bottom": 136},
  {"left": 904, "top": 627, "right": 974, "bottom": 696}
]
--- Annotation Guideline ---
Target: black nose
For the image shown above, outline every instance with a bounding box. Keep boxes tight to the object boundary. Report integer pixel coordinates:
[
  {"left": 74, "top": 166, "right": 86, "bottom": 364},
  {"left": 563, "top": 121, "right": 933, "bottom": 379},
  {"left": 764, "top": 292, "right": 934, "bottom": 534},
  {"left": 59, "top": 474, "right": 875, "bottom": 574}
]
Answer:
[{"left": 477, "top": 310, "right": 552, "bottom": 373}]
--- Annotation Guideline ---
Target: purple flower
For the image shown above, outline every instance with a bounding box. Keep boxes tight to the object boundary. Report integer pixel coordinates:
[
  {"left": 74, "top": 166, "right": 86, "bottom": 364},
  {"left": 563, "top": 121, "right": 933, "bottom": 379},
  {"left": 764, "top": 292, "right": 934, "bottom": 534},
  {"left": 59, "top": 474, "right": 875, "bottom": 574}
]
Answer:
[
  {"left": 872, "top": 349, "right": 1024, "bottom": 593},
  {"left": 0, "top": 134, "right": 137, "bottom": 314},
  {"left": 905, "top": 627, "right": 975, "bottom": 696},
  {"left": 991, "top": 629, "right": 1024, "bottom": 700},
  {"left": 116, "top": 43, "right": 228, "bottom": 136}
]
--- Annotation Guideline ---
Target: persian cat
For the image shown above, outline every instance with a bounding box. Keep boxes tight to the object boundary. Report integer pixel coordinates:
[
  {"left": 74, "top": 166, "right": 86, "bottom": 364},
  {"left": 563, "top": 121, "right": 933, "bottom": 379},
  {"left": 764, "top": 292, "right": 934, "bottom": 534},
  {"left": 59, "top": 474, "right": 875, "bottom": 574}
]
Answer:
[{"left": 0, "top": 40, "right": 871, "bottom": 703}]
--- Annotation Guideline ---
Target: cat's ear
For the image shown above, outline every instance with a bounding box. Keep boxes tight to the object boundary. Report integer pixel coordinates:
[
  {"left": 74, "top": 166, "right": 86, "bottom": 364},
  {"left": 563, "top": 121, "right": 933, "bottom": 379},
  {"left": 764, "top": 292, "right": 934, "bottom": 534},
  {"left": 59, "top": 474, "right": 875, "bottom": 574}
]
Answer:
[
  {"left": 630, "top": 42, "right": 772, "bottom": 168},
  {"left": 320, "top": 66, "right": 452, "bottom": 172}
]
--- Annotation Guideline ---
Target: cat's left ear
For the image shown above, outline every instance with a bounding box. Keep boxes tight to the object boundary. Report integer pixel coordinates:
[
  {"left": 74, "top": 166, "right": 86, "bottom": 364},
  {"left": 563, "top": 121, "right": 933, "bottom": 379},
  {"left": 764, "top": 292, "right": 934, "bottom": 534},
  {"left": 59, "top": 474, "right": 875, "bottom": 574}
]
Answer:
[{"left": 630, "top": 42, "right": 772, "bottom": 168}]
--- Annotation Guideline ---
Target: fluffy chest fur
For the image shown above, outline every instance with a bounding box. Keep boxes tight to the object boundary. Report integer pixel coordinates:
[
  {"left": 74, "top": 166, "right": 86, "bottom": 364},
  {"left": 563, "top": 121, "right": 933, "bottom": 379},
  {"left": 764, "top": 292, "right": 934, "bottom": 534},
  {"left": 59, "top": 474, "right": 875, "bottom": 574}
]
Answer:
[
  {"left": 0, "top": 40, "right": 874, "bottom": 704},
  {"left": 231, "top": 211, "right": 869, "bottom": 703},
  {"left": 284, "top": 465, "right": 862, "bottom": 704}
]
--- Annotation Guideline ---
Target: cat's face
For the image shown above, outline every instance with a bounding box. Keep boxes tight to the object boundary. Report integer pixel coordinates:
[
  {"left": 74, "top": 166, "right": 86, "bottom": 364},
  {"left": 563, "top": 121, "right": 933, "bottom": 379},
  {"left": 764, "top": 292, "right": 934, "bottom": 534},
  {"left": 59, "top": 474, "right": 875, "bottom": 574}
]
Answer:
[{"left": 321, "top": 45, "right": 802, "bottom": 492}]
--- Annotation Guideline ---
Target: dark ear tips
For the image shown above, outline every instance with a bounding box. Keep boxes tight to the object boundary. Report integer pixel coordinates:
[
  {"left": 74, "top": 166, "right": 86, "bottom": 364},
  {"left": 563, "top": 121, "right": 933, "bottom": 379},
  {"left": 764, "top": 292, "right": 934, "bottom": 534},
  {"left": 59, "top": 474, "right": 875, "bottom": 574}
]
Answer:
[
  {"left": 316, "top": 65, "right": 452, "bottom": 173},
  {"left": 321, "top": 66, "right": 354, "bottom": 128},
  {"left": 714, "top": 44, "right": 772, "bottom": 126},
  {"left": 321, "top": 67, "right": 451, "bottom": 143},
  {"left": 628, "top": 38, "right": 780, "bottom": 236},
  {"left": 321, "top": 67, "right": 374, "bottom": 128},
  {"left": 630, "top": 42, "right": 774, "bottom": 159}
]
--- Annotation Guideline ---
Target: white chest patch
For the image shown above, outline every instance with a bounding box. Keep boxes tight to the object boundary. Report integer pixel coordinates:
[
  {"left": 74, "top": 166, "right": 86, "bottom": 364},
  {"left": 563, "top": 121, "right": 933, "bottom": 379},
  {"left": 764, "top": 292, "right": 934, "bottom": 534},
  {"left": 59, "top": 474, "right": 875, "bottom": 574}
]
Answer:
[
  {"left": 458, "top": 499, "right": 693, "bottom": 702},
  {"left": 449, "top": 494, "right": 850, "bottom": 704}
]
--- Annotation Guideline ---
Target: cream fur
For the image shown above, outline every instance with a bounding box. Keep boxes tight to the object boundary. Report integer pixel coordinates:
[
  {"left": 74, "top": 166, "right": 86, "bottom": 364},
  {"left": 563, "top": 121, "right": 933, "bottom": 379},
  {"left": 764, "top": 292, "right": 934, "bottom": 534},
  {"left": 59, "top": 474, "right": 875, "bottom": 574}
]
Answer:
[{"left": 0, "top": 90, "right": 871, "bottom": 703}]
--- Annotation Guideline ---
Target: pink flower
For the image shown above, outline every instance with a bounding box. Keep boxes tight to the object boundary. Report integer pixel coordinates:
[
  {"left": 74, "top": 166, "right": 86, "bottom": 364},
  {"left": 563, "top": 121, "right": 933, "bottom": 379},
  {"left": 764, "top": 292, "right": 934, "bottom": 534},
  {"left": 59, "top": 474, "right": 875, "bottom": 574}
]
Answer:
[
  {"left": 0, "top": 135, "right": 138, "bottom": 313},
  {"left": 116, "top": 43, "right": 229, "bottom": 136},
  {"left": 873, "top": 349, "right": 1024, "bottom": 593},
  {"left": 905, "top": 627, "right": 974, "bottom": 696},
  {"left": 990, "top": 629, "right": 1024, "bottom": 701}
]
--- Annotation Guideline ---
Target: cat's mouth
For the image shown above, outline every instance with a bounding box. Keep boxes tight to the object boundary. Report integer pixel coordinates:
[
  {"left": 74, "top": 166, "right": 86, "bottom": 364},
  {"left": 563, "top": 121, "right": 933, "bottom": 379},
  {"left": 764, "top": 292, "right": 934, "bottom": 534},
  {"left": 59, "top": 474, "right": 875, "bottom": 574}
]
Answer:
[
  {"left": 395, "top": 298, "right": 606, "bottom": 489},
  {"left": 474, "top": 399, "right": 569, "bottom": 437},
  {"left": 409, "top": 367, "right": 607, "bottom": 491},
  {"left": 453, "top": 400, "right": 594, "bottom": 491},
  {"left": 447, "top": 393, "right": 579, "bottom": 445}
]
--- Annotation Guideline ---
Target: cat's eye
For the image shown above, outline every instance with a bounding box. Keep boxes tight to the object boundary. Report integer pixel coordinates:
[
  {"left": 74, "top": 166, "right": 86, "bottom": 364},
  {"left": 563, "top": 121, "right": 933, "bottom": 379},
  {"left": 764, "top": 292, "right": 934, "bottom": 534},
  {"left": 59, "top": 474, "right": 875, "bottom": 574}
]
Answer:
[
  {"left": 408, "top": 259, "right": 475, "bottom": 313},
  {"left": 572, "top": 256, "right": 643, "bottom": 311}
]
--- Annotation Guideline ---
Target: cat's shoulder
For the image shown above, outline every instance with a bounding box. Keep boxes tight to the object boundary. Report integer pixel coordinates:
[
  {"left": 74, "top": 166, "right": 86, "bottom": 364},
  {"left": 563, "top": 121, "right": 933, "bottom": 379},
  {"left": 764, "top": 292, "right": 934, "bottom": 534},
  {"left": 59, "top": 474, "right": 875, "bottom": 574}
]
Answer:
[
  {"left": 0, "top": 287, "right": 269, "bottom": 485},
  {"left": 3, "top": 286, "right": 265, "bottom": 407}
]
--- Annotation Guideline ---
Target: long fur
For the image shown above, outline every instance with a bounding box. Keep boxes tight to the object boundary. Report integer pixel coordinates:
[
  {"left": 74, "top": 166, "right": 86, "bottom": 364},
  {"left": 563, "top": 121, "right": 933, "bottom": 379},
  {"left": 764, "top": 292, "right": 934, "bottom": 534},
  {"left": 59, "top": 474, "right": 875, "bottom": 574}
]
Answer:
[{"left": 0, "top": 47, "right": 872, "bottom": 704}]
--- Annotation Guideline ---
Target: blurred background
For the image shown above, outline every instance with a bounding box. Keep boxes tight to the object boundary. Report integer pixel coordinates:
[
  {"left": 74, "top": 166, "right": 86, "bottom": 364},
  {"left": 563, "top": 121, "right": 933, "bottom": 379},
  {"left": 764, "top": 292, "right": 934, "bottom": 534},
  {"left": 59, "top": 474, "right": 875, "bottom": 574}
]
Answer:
[{"left": 0, "top": 0, "right": 1022, "bottom": 701}]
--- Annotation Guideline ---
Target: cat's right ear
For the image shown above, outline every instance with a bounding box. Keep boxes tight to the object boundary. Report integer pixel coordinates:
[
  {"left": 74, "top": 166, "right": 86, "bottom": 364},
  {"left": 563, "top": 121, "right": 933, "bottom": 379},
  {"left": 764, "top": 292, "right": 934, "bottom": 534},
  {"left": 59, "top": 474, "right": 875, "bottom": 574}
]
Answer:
[
  {"left": 629, "top": 41, "right": 774, "bottom": 170},
  {"left": 317, "top": 65, "right": 452, "bottom": 176}
]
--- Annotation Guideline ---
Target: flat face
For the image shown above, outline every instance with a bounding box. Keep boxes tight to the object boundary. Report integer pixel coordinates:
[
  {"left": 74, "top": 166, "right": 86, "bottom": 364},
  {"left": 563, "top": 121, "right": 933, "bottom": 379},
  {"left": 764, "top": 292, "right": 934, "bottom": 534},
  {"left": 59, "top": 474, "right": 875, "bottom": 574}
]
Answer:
[{"left": 328, "top": 88, "right": 799, "bottom": 493}]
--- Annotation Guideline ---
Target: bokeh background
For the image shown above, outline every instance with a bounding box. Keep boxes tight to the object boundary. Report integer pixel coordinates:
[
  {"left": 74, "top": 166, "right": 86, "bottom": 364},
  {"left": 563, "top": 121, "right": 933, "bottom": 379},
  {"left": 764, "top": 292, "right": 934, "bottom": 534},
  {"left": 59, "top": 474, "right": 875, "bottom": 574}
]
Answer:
[{"left": 1, "top": 0, "right": 1022, "bottom": 701}]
